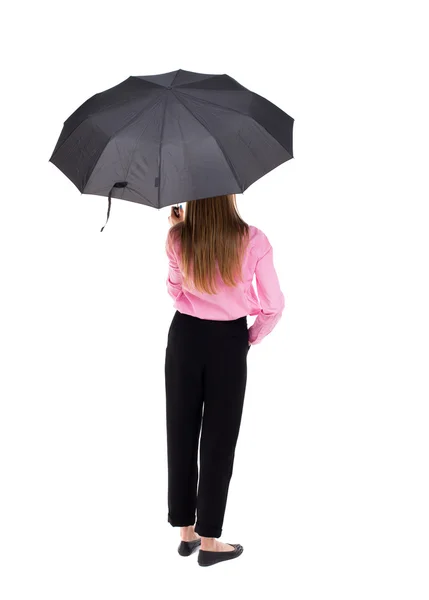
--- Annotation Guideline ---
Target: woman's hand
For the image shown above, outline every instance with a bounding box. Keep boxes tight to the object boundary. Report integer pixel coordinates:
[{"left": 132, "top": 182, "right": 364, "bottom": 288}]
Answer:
[{"left": 168, "top": 205, "right": 184, "bottom": 227}]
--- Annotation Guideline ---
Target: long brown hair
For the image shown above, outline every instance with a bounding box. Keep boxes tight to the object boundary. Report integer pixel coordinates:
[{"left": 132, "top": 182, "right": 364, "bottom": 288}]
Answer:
[{"left": 168, "top": 194, "right": 250, "bottom": 295}]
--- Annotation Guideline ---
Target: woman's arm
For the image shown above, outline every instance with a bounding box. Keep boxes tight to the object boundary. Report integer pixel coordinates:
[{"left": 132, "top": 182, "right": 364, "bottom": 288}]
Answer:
[
  {"left": 248, "top": 235, "right": 285, "bottom": 345},
  {"left": 165, "top": 232, "right": 183, "bottom": 300}
]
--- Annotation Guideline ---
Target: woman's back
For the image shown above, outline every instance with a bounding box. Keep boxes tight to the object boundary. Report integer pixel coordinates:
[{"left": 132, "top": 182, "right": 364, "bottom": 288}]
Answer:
[{"left": 166, "top": 223, "right": 285, "bottom": 345}]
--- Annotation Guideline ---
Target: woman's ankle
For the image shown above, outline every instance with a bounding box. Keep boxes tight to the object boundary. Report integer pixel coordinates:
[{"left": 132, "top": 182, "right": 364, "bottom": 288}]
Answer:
[
  {"left": 200, "top": 536, "right": 217, "bottom": 550},
  {"left": 180, "top": 525, "right": 199, "bottom": 541}
]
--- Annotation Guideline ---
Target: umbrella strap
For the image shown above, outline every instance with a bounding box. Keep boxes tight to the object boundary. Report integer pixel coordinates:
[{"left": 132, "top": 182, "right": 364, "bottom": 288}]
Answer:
[{"left": 100, "top": 182, "right": 128, "bottom": 232}]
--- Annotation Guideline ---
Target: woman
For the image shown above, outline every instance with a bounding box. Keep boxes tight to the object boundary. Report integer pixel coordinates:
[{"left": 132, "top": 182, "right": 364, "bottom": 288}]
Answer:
[{"left": 165, "top": 194, "right": 285, "bottom": 567}]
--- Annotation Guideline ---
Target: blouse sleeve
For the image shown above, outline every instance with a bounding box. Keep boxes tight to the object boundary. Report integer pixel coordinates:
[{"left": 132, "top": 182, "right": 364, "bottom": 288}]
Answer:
[
  {"left": 165, "top": 232, "right": 183, "bottom": 300},
  {"left": 248, "top": 233, "right": 285, "bottom": 345}
]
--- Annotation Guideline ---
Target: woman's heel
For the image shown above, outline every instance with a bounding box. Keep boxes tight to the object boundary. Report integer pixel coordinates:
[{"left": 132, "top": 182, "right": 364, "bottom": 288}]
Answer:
[{"left": 178, "top": 539, "right": 201, "bottom": 556}]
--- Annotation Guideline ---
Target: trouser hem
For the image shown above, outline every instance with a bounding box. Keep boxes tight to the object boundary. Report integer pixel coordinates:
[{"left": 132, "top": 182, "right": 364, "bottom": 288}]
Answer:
[
  {"left": 194, "top": 522, "right": 222, "bottom": 538},
  {"left": 168, "top": 513, "right": 196, "bottom": 527}
]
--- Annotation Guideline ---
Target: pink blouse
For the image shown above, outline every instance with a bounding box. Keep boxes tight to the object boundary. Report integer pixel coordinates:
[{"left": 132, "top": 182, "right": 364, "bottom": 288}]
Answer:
[{"left": 165, "top": 225, "right": 285, "bottom": 345}]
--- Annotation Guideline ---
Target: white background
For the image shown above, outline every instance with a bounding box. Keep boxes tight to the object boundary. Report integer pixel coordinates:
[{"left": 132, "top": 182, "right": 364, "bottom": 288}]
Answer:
[{"left": 1, "top": 1, "right": 428, "bottom": 598}]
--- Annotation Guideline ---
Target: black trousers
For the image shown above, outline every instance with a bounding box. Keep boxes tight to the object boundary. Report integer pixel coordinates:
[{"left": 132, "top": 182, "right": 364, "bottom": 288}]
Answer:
[{"left": 165, "top": 310, "right": 249, "bottom": 538}]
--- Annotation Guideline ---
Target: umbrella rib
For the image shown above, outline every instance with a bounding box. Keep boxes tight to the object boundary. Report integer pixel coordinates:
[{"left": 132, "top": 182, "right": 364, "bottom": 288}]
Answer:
[
  {"left": 122, "top": 114, "right": 160, "bottom": 195},
  {"left": 51, "top": 88, "right": 162, "bottom": 161},
  {"left": 158, "top": 92, "right": 169, "bottom": 209},
  {"left": 176, "top": 89, "right": 294, "bottom": 155},
  {"left": 177, "top": 89, "right": 251, "bottom": 119},
  {"left": 173, "top": 73, "right": 226, "bottom": 88},
  {"left": 172, "top": 90, "right": 244, "bottom": 193},
  {"left": 81, "top": 92, "right": 165, "bottom": 194},
  {"left": 170, "top": 70, "right": 181, "bottom": 86},
  {"left": 129, "top": 75, "right": 168, "bottom": 90}
]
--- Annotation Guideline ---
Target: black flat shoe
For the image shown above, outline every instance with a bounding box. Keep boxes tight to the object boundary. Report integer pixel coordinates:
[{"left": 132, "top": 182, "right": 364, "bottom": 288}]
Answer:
[
  {"left": 178, "top": 538, "right": 201, "bottom": 556},
  {"left": 198, "top": 543, "right": 244, "bottom": 567}
]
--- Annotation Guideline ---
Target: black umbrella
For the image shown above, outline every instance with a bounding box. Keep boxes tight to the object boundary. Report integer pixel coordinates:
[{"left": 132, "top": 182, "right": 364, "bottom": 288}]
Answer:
[{"left": 49, "top": 69, "right": 294, "bottom": 231}]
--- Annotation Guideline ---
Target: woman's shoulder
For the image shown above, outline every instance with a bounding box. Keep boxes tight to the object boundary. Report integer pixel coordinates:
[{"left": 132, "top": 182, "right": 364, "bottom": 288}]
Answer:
[
  {"left": 247, "top": 225, "right": 272, "bottom": 253},
  {"left": 248, "top": 224, "right": 265, "bottom": 236}
]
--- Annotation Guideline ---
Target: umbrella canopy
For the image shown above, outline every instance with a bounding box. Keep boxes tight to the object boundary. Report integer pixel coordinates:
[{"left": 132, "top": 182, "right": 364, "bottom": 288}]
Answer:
[{"left": 49, "top": 69, "right": 294, "bottom": 230}]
